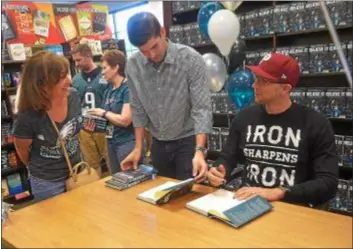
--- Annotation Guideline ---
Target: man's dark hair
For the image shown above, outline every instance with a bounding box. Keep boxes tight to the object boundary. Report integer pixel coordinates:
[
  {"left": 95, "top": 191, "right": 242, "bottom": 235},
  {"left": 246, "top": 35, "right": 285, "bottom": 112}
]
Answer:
[
  {"left": 71, "top": 43, "right": 92, "bottom": 58},
  {"left": 127, "top": 12, "right": 161, "bottom": 47}
]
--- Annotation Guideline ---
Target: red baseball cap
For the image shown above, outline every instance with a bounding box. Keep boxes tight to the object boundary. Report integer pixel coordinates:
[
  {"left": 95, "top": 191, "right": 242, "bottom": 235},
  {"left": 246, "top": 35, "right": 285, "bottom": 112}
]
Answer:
[{"left": 246, "top": 53, "right": 300, "bottom": 87}]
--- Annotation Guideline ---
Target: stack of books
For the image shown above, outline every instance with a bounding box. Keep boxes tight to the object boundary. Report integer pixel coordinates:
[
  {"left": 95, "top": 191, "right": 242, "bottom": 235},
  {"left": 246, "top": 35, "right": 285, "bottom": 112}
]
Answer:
[{"left": 105, "top": 165, "right": 157, "bottom": 191}]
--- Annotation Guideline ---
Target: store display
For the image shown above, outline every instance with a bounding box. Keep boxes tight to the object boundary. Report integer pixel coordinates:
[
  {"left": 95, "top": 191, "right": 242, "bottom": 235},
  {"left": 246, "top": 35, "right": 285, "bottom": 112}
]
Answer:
[
  {"left": 171, "top": 1, "right": 186, "bottom": 14},
  {"left": 305, "top": 88, "right": 326, "bottom": 113},
  {"left": 290, "top": 2, "right": 309, "bottom": 32},
  {"left": 186, "top": 189, "right": 273, "bottom": 228},
  {"left": 244, "top": 11, "right": 259, "bottom": 37},
  {"left": 309, "top": 44, "right": 329, "bottom": 73},
  {"left": 105, "top": 165, "right": 157, "bottom": 191},
  {"left": 1, "top": 101, "right": 8, "bottom": 115},
  {"left": 208, "top": 128, "right": 221, "bottom": 152},
  {"left": 289, "top": 46, "right": 310, "bottom": 74},
  {"left": 347, "top": 41, "right": 352, "bottom": 70},
  {"left": 290, "top": 88, "right": 306, "bottom": 105},
  {"left": 13, "top": 7, "right": 34, "bottom": 36},
  {"left": 1, "top": 11, "right": 17, "bottom": 41},
  {"left": 273, "top": 4, "right": 290, "bottom": 33},
  {"left": 343, "top": 136, "right": 353, "bottom": 167},
  {"left": 238, "top": 14, "right": 246, "bottom": 39},
  {"left": 258, "top": 7, "right": 274, "bottom": 36},
  {"left": 169, "top": 25, "right": 185, "bottom": 44},
  {"left": 327, "top": 0, "right": 349, "bottom": 27},
  {"left": 335, "top": 135, "right": 344, "bottom": 166},
  {"left": 93, "top": 12, "right": 107, "bottom": 34},
  {"left": 137, "top": 178, "right": 195, "bottom": 205},
  {"left": 328, "top": 43, "right": 346, "bottom": 72},
  {"left": 3, "top": 73, "right": 12, "bottom": 88},
  {"left": 1, "top": 123, "right": 12, "bottom": 145},
  {"left": 33, "top": 10, "right": 50, "bottom": 38},
  {"left": 348, "top": 1, "right": 353, "bottom": 26},
  {"left": 306, "top": 1, "right": 326, "bottom": 30},
  {"left": 8, "top": 43, "right": 26, "bottom": 61},
  {"left": 1, "top": 49, "right": 11, "bottom": 61},
  {"left": 44, "top": 45, "right": 64, "bottom": 56},
  {"left": 220, "top": 128, "right": 229, "bottom": 150},
  {"left": 346, "top": 88, "right": 352, "bottom": 119},
  {"left": 325, "top": 88, "right": 347, "bottom": 118},
  {"left": 329, "top": 179, "right": 351, "bottom": 211},
  {"left": 245, "top": 51, "right": 260, "bottom": 66},
  {"left": 77, "top": 10, "right": 93, "bottom": 36},
  {"left": 1, "top": 151, "right": 9, "bottom": 170}
]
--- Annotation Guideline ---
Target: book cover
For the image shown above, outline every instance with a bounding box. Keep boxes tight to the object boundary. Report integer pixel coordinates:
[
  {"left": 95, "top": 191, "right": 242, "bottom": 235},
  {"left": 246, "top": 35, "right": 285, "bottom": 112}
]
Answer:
[
  {"left": 186, "top": 189, "right": 273, "bottom": 228},
  {"left": 325, "top": 88, "right": 347, "bottom": 118},
  {"left": 6, "top": 173, "right": 24, "bottom": 196},
  {"left": 342, "top": 136, "right": 353, "bottom": 167},
  {"left": 137, "top": 178, "right": 195, "bottom": 205},
  {"left": 335, "top": 135, "right": 344, "bottom": 166},
  {"left": 93, "top": 12, "right": 106, "bottom": 34},
  {"left": 1, "top": 11, "right": 17, "bottom": 41},
  {"left": 77, "top": 8, "right": 93, "bottom": 36},
  {"left": 33, "top": 10, "right": 50, "bottom": 38}
]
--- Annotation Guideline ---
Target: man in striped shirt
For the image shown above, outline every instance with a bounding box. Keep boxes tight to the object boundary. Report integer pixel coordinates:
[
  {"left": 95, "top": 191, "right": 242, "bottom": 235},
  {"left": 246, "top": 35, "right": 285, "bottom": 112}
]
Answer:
[{"left": 121, "top": 12, "right": 212, "bottom": 182}]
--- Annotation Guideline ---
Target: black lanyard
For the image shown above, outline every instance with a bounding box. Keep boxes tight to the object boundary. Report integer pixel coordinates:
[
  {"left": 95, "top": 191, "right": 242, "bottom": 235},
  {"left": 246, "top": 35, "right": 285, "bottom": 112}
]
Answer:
[{"left": 104, "top": 77, "right": 125, "bottom": 112}]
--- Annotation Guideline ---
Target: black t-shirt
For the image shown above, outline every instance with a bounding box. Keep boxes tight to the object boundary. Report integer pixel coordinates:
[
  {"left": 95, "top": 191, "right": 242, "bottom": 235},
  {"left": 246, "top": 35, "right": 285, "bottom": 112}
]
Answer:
[
  {"left": 81, "top": 66, "right": 101, "bottom": 83},
  {"left": 217, "top": 103, "right": 339, "bottom": 206},
  {"left": 13, "top": 88, "right": 82, "bottom": 181}
]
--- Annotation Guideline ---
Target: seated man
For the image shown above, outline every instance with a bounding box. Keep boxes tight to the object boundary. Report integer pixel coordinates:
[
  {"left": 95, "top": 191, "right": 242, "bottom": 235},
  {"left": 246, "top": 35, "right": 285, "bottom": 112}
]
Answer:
[{"left": 208, "top": 53, "right": 338, "bottom": 207}]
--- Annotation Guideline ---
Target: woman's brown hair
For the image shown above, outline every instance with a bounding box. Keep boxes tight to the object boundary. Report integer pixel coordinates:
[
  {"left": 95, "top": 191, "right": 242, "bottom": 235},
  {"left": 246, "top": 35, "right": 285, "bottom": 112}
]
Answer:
[
  {"left": 101, "top": 49, "right": 126, "bottom": 77},
  {"left": 18, "top": 51, "right": 70, "bottom": 113}
]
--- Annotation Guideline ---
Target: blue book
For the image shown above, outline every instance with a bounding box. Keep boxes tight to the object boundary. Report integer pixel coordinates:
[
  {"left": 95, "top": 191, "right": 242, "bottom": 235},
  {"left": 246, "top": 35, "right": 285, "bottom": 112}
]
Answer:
[{"left": 186, "top": 189, "right": 273, "bottom": 228}]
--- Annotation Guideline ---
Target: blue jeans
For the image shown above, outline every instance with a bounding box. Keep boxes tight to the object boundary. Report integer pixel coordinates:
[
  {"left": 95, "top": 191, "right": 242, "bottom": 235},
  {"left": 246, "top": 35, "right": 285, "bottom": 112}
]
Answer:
[
  {"left": 29, "top": 175, "right": 66, "bottom": 203},
  {"left": 108, "top": 140, "right": 145, "bottom": 175},
  {"left": 151, "top": 135, "right": 195, "bottom": 180}
]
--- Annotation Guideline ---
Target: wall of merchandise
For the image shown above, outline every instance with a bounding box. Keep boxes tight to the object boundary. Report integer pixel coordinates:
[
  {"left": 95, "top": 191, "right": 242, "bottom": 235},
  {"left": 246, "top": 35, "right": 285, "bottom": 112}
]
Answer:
[{"left": 167, "top": 0, "right": 352, "bottom": 215}]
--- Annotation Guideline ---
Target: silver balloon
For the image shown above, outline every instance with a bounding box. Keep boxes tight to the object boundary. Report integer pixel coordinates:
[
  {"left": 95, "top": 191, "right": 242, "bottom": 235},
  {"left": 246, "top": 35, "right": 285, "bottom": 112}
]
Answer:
[{"left": 202, "top": 53, "right": 228, "bottom": 92}]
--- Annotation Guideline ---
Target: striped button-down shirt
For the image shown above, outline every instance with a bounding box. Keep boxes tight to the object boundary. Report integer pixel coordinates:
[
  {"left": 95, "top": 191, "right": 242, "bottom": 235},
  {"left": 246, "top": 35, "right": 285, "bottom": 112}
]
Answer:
[{"left": 126, "top": 41, "right": 213, "bottom": 141}]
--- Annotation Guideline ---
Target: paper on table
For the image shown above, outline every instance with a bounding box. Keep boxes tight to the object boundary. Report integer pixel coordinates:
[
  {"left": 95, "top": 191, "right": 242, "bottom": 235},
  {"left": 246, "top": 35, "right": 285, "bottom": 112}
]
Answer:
[{"left": 187, "top": 189, "right": 246, "bottom": 216}]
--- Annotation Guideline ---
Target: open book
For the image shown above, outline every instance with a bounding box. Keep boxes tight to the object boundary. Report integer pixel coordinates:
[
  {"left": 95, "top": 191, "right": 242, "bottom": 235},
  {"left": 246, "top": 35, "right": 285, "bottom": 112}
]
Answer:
[
  {"left": 137, "top": 178, "right": 195, "bottom": 205},
  {"left": 186, "top": 189, "right": 273, "bottom": 228}
]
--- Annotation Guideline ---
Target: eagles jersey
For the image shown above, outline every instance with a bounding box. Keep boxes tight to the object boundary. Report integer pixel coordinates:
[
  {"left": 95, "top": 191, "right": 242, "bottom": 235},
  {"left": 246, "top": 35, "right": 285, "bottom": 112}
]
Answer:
[{"left": 72, "top": 66, "right": 108, "bottom": 111}]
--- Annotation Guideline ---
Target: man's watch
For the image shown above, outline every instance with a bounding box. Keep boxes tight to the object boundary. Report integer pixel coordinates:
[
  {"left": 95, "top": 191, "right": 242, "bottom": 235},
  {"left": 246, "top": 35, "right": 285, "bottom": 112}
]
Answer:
[
  {"left": 279, "top": 186, "right": 291, "bottom": 196},
  {"left": 195, "top": 146, "right": 208, "bottom": 157}
]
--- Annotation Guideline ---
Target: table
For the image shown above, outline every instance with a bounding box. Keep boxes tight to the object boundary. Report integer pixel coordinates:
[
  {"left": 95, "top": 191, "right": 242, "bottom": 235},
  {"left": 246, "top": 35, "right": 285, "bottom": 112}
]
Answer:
[{"left": 2, "top": 177, "right": 352, "bottom": 248}]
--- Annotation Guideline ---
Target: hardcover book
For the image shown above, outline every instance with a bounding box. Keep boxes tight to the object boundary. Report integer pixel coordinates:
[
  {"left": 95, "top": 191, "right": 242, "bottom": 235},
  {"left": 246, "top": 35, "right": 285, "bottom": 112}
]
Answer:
[
  {"left": 186, "top": 189, "right": 273, "bottom": 228},
  {"left": 105, "top": 165, "right": 157, "bottom": 191},
  {"left": 137, "top": 178, "right": 195, "bottom": 205}
]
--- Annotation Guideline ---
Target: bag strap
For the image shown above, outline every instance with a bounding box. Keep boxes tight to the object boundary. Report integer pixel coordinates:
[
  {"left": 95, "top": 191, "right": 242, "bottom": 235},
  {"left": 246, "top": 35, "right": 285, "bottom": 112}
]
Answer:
[{"left": 47, "top": 113, "right": 74, "bottom": 176}]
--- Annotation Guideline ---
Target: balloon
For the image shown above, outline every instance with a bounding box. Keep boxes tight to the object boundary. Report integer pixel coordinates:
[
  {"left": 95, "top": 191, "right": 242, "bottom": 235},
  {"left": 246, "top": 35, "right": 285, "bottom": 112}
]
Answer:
[
  {"left": 221, "top": 1, "right": 243, "bottom": 11},
  {"left": 208, "top": 9, "right": 240, "bottom": 56},
  {"left": 202, "top": 53, "right": 228, "bottom": 92},
  {"left": 228, "top": 39, "right": 246, "bottom": 74},
  {"left": 227, "top": 70, "right": 255, "bottom": 109},
  {"left": 197, "top": 2, "right": 224, "bottom": 40}
]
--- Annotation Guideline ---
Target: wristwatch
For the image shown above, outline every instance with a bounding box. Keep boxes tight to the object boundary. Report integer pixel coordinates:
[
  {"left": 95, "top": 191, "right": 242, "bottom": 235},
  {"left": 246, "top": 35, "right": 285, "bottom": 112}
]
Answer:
[
  {"left": 279, "top": 185, "right": 291, "bottom": 196},
  {"left": 195, "top": 146, "right": 208, "bottom": 157}
]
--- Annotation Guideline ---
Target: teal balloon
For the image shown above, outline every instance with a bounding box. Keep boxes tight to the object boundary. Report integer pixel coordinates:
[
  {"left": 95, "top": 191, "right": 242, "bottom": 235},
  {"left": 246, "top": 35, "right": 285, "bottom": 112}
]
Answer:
[
  {"left": 227, "top": 70, "right": 256, "bottom": 109},
  {"left": 197, "top": 2, "right": 224, "bottom": 39}
]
